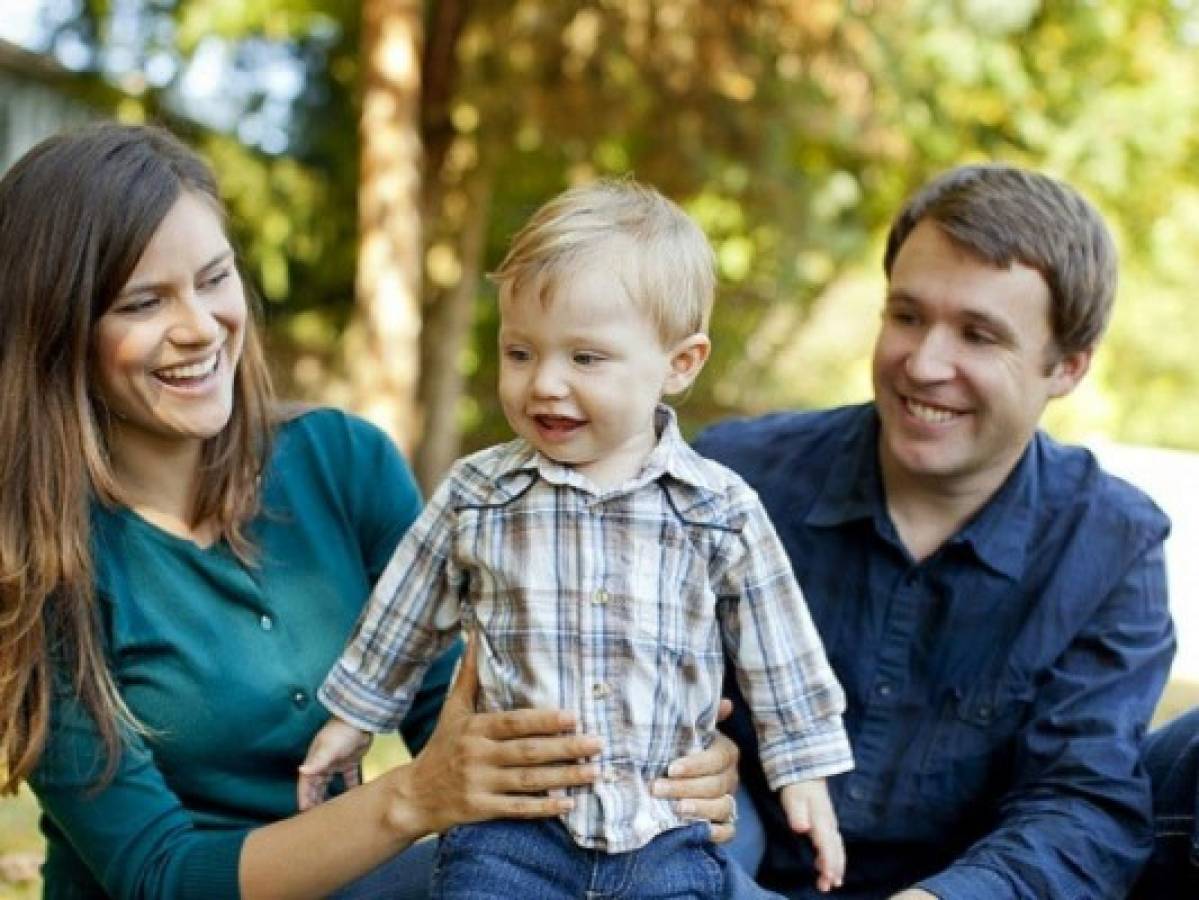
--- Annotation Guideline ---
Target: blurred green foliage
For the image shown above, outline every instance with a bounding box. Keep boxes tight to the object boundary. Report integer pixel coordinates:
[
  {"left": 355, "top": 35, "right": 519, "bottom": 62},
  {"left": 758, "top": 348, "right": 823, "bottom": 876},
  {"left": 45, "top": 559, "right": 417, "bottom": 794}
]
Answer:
[{"left": 28, "top": 0, "right": 1199, "bottom": 451}]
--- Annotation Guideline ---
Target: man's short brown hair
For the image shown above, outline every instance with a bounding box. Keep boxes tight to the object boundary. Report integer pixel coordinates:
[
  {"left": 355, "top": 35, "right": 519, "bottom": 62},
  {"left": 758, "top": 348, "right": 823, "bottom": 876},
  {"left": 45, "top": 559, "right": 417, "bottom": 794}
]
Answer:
[{"left": 883, "top": 164, "right": 1117, "bottom": 355}]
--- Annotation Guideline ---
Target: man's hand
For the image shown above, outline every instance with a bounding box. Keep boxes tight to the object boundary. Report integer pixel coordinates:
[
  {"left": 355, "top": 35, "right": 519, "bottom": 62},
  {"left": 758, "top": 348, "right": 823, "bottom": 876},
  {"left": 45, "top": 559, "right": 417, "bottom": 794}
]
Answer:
[{"left": 780, "top": 778, "right": 844, "bottom": 893}]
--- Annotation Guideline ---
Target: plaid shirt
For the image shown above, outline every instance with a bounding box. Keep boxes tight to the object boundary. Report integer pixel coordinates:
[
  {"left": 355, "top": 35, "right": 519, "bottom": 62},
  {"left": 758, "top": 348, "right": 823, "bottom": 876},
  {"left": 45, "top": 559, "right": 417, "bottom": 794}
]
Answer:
[{"left": 320, "top": 407, "right": 852, "bottom": 852}]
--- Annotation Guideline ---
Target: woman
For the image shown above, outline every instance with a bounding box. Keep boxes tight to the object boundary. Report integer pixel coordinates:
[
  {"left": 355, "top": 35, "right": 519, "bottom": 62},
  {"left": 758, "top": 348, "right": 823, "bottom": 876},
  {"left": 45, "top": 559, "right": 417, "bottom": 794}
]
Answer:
[{"left": 0, "top": 123, "right": 736, "bottom": 899}]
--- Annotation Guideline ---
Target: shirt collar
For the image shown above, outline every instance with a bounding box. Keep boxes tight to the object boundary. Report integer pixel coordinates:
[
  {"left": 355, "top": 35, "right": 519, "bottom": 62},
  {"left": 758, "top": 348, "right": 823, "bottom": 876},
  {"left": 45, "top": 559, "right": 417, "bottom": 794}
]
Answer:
[
  {"left": 494, "top": 405, "right": 716, "bottom": 496},
  {"left": 805, "top": 404, "right": 1035, "bottom": 581},
  {"left": 949, "top": 440, "right": 1037, "bottom": 580},
  {"left": 805, "top": 405, "right": 884, "bottom": 528}
]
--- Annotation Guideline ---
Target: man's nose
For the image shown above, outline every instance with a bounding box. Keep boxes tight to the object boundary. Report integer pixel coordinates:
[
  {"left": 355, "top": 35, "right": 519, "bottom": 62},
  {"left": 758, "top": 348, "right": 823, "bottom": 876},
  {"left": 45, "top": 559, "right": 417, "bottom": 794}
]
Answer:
[{"left": 904, "top": 328, "right": 956, "bottom": 382}]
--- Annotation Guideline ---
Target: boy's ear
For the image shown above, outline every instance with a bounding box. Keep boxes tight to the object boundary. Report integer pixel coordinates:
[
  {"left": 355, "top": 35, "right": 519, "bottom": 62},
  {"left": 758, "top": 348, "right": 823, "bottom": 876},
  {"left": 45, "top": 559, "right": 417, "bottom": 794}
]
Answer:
[{"left": 663, "top": 333, "right": 711, "bottom": 395}]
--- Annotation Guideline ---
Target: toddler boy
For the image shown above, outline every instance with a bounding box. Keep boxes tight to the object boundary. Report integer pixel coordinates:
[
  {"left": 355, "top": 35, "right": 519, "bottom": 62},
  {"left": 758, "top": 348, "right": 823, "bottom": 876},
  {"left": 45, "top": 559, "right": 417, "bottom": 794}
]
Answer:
[{"left": 301, "top": 180, "right": 852, "bottom": 898}]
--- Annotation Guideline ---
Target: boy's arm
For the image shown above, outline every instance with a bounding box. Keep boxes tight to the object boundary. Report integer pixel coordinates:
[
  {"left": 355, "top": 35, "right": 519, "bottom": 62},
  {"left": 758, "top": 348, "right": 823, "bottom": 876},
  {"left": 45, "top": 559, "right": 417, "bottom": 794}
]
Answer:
[
  {"left": 297, "top": 718, "right": 373, "bottom": 810},
  {"left": 715, "top": 488, "right": 852, "bottom": 790},
  {"left": 319, "top": 475, "right": 465, "bottom": 733}
]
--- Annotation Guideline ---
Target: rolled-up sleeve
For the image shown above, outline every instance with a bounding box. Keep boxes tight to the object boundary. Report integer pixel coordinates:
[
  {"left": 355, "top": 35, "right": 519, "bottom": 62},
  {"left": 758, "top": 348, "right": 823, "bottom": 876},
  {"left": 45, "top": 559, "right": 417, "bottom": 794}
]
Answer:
[{"left": 715, "top": 487, "right": 853, "bottom": 789}]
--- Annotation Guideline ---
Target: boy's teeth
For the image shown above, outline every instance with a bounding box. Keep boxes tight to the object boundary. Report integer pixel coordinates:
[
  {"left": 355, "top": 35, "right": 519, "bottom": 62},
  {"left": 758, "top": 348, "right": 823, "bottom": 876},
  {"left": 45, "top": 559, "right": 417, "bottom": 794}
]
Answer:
[
  {"left": 159, "top": 355, "right": 218, "bottom": 379},
  {"left": 907, "top": 399, "right": 955, "bottom": 424}
]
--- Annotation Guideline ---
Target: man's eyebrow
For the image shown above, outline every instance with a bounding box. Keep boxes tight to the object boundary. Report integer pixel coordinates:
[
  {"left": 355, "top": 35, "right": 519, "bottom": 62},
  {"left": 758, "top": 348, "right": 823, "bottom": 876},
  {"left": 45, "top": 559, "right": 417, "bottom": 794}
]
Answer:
[
  {"left": 961, "top": 307, "right": 1017, "bottom": 338},
  {"left": 119, "top": 250, "right": 234, "bottom": 297},
  {"left": 883, "top": 288, "right": 919, "bottom": 305}
]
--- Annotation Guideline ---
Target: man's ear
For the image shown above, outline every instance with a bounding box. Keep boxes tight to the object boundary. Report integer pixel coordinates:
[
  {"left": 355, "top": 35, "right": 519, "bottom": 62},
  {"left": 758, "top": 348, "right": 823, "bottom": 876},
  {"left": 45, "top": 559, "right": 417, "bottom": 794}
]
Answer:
[
  {"left": 663, "top": 333, "right": 711, "bottom": 395},
  {"left": 1047, "top": 346, "right": 1093, "bottom": 399}
]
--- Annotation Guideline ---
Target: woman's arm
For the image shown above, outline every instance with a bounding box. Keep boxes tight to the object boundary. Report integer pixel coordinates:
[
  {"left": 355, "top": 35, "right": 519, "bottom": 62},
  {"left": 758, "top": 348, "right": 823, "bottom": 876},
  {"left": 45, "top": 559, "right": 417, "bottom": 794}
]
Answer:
[
  {"left": 652, "top": 698, "right": 740, "bottom": 843},
  {"left": 241, "top": 637, "right": 602, "bottom": 899}
]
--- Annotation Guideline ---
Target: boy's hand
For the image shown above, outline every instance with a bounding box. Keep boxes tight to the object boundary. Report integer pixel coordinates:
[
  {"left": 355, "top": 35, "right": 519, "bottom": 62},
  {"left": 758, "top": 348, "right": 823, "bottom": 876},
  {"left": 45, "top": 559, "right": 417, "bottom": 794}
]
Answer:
[
  {"left": 780, "top": 779, "right": 844, "bottom": 893},
  {"left": 297, "top": 718, "right": 373, "bottom": 811}
]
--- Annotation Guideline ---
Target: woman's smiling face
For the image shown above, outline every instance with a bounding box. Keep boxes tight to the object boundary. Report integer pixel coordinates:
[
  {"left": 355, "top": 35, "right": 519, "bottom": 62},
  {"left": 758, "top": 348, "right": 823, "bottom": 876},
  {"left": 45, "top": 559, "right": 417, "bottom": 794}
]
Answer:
[{"left": 92, "top": 190, "right": 246, "bottom": 454}]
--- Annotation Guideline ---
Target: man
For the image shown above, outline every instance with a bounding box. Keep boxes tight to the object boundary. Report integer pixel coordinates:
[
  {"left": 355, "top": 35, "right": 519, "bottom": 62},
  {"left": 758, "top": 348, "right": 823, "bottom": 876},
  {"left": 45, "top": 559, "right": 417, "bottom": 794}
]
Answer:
[{"left": 698, "top": 165, "right": 1176, "bottom": 899}]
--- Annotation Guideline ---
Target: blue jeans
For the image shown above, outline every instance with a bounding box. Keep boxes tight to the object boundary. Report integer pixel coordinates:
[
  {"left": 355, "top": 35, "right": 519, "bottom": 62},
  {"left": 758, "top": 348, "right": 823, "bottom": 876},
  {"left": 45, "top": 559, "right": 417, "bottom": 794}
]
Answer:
[
  {"left": 1133, "top": 707, "right": 1199, "bottom": 897},
  {"left": 330, "top": 838, "right": 439, "bottom": 900},
  {"left": 430, "top": 818, "right": 781, "bottom": 900}
]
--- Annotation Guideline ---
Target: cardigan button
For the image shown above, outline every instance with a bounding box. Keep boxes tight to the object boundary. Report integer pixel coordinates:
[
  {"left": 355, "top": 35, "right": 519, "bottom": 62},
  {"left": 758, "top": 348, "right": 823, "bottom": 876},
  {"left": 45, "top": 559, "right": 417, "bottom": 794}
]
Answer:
[{"left": 292, "top": 690, "right": 309, "bottom": 708}]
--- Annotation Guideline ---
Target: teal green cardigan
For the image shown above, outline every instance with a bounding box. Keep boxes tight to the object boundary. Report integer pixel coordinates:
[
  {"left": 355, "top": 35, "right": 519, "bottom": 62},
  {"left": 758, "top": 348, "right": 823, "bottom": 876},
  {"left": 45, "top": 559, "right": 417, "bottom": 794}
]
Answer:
[{"left": 30, "top": 409, "right": 458, "bottom": 898}]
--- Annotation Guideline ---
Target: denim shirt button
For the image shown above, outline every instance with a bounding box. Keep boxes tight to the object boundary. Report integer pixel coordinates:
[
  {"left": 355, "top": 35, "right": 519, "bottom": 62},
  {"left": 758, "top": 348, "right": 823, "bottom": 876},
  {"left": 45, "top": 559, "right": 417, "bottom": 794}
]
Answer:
[{"left": 848, "top": 784, "right": 866, "bottom": 802}]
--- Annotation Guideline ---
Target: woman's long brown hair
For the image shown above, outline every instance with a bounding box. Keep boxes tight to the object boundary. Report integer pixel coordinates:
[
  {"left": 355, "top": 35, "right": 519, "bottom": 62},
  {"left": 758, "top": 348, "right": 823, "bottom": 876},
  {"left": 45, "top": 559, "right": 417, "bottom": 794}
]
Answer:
[{"left": 0, "top": 123, "right": 275, "bottom": 794}]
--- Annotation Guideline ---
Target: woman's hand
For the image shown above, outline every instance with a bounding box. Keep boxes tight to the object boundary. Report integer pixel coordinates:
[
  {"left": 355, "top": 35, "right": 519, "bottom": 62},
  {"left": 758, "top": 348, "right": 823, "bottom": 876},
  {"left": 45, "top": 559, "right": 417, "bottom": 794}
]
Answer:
[
  {"left": 651, "top": 698, "right": 740, "bottom": 842},
  {"left": 382, "top": 636, "right": 603, "bottom": 841}
]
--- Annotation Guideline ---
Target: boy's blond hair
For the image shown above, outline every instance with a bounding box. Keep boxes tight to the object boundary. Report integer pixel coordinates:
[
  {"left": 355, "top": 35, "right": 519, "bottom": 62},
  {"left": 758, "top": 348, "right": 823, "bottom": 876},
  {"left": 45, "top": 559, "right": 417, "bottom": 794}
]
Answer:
[{"left": 492, "top": 179, "right": 716, "bottom": 345}]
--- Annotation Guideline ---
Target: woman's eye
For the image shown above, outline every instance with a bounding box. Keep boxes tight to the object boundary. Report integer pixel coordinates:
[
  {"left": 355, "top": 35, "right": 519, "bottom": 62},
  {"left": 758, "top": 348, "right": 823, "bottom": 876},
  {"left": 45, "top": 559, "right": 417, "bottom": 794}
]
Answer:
[
  {"left": 114, "top": 295, "right": 161, "bottom": 314},
  {"left": 201, "top": 269, "right": 231, "bottom": 290}
]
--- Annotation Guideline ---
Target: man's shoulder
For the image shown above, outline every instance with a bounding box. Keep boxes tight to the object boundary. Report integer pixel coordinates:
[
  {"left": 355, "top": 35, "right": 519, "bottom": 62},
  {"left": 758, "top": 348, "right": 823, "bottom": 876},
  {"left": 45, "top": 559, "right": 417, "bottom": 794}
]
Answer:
[
  {"left": 694, "top": 403, "right": 870, "bottom": 469},
  {"left": 1033, "top": 431, "right": 1170, "bottom": 540}
]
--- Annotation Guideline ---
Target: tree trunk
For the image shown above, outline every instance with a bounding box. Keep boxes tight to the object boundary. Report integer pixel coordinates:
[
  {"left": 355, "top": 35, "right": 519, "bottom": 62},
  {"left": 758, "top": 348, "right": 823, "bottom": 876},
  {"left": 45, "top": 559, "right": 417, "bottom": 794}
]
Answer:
[
  {"left": 346, "top": 0, "right": 424, "bottom": 452},
  {"left": 413, "top": 172, "right": 492, "bottom": 492}
]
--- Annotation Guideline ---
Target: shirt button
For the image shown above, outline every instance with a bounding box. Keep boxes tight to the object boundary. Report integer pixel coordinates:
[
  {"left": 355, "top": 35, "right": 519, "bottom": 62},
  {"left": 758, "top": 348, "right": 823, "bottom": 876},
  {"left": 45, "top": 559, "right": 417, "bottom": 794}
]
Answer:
[
  {"left": 977, "top": 704, "right": 993, "bottom": 721},
  {"left": 291, "top": 690, "right": 309, "bottom": 708},
  {"left": 594, "top": 589, "right": 609, "bottom": 605},
  {"left": 592, "top": 682, "right": 612, "bottom": 700},
  {"left": 848, "top": 784, "right": 866, "bottom": 802},
  {"left": 876, "top": 682, "right": 893, "bottom": 698},
  {"left": 259, "top": 614, "right": 273, "bottom": 631}
]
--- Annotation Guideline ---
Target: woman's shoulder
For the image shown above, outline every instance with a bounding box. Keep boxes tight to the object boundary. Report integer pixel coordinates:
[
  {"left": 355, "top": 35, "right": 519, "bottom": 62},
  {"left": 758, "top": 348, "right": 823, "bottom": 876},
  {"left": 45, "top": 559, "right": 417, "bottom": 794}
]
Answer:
[{"left": 272, "top": 405, "right": 401, "bottom": 468}]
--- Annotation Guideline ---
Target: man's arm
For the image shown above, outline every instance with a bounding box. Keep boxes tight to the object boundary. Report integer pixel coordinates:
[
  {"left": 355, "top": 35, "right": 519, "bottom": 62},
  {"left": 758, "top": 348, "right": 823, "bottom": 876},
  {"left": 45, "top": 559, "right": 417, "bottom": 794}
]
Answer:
[{"left": 915, "top": 542, "right": 1174, "bottom": 900}]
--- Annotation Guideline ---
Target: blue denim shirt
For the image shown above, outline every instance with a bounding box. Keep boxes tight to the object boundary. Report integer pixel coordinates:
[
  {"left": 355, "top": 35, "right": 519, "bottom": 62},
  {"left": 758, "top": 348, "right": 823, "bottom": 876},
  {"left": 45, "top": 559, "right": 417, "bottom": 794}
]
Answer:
[{"left": 697, "top": 404, "right": 1175, "bottom": 899}]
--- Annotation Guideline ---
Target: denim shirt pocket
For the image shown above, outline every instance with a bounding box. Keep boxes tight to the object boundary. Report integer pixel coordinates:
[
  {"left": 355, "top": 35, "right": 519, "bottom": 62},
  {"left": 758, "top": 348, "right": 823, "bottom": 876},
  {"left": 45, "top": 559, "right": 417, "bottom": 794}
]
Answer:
[{"left": 919, "top": 680, "right": 1035, "bottom": 824}]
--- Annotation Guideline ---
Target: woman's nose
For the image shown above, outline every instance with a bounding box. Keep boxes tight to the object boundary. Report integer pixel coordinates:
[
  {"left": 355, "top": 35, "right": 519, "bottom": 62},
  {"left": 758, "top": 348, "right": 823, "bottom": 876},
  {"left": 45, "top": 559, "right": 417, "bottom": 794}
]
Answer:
[{"left": 168, "top": 294, "right": 223, "bottom": 345}]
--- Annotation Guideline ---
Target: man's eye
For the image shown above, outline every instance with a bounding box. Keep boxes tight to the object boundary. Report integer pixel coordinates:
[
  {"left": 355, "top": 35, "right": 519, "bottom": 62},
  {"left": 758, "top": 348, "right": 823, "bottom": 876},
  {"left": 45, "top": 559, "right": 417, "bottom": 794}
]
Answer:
[{"left": 964, "top": 328, "right": 997, "bottom": 345}]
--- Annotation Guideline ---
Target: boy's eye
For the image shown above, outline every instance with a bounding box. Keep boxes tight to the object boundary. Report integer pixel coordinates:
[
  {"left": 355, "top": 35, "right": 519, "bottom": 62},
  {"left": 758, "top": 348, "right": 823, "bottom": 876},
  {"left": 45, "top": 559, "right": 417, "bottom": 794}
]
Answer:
[
  {"left": 572, "top": 351, "right": 603, "bottom": 366},
  {"left": 504, "top": 347, "right": 531, "bottom": 362}
]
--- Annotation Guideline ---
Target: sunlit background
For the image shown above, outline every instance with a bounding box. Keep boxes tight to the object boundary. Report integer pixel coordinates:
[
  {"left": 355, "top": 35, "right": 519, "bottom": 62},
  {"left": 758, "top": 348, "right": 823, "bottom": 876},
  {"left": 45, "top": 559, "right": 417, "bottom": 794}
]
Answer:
[{"left": 2, "top": 1, "right": 1198, "bottom": 892}]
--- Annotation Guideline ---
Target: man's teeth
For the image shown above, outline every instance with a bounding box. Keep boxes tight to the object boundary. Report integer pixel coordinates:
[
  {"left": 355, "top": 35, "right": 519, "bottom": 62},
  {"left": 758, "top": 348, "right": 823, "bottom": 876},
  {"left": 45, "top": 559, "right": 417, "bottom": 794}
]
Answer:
[
  {"left": 158, "top": 355, "right": 218, "bottom": 379},
  {"left": 907, "top": 399, "right": 956, "bottom": 424}
]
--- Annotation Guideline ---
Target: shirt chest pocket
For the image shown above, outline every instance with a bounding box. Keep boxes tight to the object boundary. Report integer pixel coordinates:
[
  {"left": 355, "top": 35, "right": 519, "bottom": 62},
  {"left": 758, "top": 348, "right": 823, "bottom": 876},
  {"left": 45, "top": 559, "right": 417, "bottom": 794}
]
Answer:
[
  {"left": 612, "top": 530, "right": 717, "bottom": 652},
  {"left": 921, "top": 680, "right": 1036, "bottom": 801}
]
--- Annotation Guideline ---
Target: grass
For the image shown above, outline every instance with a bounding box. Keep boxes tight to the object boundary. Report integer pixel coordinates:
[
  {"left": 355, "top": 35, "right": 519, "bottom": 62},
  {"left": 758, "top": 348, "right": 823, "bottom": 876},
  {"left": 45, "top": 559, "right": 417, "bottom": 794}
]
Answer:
[{"left": 3, "top": 686, "right": 1196, "bottom": 898}]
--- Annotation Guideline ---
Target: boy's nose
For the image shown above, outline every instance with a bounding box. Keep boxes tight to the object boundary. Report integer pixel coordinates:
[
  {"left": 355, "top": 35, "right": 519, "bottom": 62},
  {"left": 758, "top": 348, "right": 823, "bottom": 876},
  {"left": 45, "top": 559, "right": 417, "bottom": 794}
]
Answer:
[{"left": 531, "top": 361, "right": 569, "bottom": 398}]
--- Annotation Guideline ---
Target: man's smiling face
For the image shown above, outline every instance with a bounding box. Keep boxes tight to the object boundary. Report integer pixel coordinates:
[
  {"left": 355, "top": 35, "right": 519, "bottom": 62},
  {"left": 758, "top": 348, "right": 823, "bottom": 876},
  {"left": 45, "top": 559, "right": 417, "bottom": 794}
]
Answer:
[{"left": 872, "top": 219, "right": 1090, "bottom": 497}]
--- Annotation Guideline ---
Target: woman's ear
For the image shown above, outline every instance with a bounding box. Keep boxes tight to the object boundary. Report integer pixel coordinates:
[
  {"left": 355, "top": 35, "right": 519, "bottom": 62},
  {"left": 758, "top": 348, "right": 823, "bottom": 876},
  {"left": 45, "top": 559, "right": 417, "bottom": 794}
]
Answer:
[{"left": 663, "top": 333, "right": 711, "bottom": 395}]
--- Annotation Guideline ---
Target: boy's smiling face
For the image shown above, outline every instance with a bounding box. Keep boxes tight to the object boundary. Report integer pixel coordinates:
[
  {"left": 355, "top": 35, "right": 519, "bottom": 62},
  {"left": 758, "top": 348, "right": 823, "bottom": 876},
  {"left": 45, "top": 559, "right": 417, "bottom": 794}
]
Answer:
[{"left": 498, "top": 258, "right": 708, "bottom": 489}]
